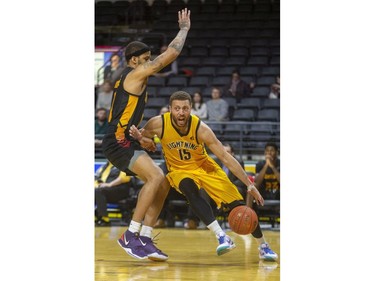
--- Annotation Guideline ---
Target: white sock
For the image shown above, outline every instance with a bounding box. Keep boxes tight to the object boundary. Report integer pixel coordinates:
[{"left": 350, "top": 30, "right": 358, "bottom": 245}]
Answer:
[
  {"left": 140, "top": 225, "right": 153, "bottom": 238},
  {"left": 256, "top": 236, "right": 266, "bottom": 245},
  {"left": 128, "top": 220, "right": 141, "bottom": 233},
  {"left": 207, "top": 220, "right": 225, "bottom": 237}
]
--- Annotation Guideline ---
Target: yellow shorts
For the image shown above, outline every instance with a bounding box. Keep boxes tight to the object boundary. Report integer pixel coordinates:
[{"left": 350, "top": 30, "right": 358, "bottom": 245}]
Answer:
[{"left": 166, "top": 158, "right": 243, "bottom": 208}]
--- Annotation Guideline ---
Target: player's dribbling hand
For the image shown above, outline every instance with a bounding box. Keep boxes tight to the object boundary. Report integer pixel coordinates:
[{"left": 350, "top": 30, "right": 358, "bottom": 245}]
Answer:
[{"left": 247, "top": 185, "right": 264, "bottom": 206}]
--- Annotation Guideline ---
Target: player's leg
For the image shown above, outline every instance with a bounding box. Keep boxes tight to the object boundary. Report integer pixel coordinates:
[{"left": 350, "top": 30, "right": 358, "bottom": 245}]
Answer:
[
  {"left": 136, "top": 178, "right": 171, "bottom": 261},
  {"left": 117, "top": 151, "right": 166, "bottom": 260},
  {"left": 247, "top": 195, "right": 278, "bottom": 261},
  {"left": 178, "top": 178, "right": 236, "bottom": 256}
]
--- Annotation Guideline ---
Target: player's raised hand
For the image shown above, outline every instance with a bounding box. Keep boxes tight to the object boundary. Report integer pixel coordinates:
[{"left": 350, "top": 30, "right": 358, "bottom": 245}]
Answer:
[{"left": 178, "top": 8, "right": 191, "bottom": 31}]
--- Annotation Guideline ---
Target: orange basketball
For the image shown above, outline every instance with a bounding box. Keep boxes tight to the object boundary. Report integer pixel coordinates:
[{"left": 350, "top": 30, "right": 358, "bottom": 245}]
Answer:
[{"left": 228, "top": 206, "right": 258, "bottom": 235}]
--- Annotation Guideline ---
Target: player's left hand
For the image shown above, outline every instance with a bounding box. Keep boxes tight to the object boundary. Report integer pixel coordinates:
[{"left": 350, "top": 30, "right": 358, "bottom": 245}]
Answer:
[{"left": 247, "top": 185, "right": 264, "bottom": 206}]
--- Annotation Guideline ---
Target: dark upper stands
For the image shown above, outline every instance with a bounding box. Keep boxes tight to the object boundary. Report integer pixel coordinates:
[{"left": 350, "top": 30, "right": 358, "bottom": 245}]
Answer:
[{"left": 95, "top": 0, "right": 280, "bottom": 158}]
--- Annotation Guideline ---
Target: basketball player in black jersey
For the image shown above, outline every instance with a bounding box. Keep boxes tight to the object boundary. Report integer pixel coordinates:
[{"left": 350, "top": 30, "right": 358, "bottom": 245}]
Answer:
[{"left": 101, "top": 8, "right": 191, "bottom": 262}]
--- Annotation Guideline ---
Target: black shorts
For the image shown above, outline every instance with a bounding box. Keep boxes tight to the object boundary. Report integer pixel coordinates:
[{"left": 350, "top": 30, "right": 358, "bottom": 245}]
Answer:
[{"left": 102, "top": 134, "right": 142, "bottom": 176}]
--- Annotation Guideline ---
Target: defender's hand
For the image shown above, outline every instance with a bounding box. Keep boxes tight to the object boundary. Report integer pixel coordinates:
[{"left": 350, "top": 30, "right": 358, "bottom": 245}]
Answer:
[{"left": 178, "top": 8, "right": 191, "bottom": 31}]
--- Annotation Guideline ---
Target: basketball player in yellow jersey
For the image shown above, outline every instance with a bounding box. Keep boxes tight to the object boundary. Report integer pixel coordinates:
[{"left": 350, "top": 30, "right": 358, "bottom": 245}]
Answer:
[
  {"left": 102, "top": 9, "right": 191, "bottom": 262},
  {"left": 130, "top": 91, "right": 278, "bottom": 260}
]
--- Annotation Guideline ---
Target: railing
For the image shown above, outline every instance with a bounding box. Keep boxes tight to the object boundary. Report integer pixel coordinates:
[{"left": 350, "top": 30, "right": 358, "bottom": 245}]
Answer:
[{"left": 95, "top": 120, "right": 279, "bottom": 160}]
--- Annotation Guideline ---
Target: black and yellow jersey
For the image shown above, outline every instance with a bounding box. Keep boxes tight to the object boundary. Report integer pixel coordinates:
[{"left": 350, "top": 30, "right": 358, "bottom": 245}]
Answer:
[
  {"left": 106, "top": 67, "right": 148, "bottom": 143},
  {"left": 160, "top": 112, "right": 209, "bottom": 172}
]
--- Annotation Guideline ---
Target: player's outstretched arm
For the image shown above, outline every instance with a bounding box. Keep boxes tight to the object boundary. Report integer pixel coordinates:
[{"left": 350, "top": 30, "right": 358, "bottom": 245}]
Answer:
[
  {"left": 135, "top": 8, "right": 191, "bottom": 78},
  {"left": 198, "top": 122, "right": 264, "bottom": 205}
]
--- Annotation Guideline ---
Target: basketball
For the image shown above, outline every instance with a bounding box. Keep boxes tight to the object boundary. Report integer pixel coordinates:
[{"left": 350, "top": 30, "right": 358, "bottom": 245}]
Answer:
[{"left": 228, "top": 206, "right": 258, "bottom": 235}]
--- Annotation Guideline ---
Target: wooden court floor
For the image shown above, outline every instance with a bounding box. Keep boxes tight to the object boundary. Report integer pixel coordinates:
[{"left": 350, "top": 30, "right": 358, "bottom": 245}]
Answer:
[{"left": 95, "top": 227, "right": 280, "bottom": 281}]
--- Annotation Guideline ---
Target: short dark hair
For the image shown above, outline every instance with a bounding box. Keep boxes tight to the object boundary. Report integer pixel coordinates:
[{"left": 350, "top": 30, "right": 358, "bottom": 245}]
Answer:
[
  {"left": 232, "top": 69, "right": 240, "bottom": 75},
  {"left": 169, "top": 91, "right": 192, "bottom": 106},
  {"left": 125, "top": 41, "right": 150, "bottom": 62},
  {"left": 222, "top": 142, "right": 234, "bottom": 152},
  {"left": 265, "top": 141, "right": 279, "bottom": 151}
]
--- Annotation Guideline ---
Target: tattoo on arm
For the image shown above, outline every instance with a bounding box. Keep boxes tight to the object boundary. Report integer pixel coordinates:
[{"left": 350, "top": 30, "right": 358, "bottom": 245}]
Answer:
[
  {"left": 169, "top": 29, "right": 188, "bottom": 53},
  {"left": 144, "top": 57, "right": 165, "bottom": 73}
]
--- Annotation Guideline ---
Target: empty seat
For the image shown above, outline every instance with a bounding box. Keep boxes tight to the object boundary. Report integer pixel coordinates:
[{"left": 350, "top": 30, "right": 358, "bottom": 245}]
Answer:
[
  {"left": 189, "top": 76, "right": 211, "bottom": 87},
  {"left": 147, "top": 97, "right": 168, "bottom": 109},
  {"left": 143, "top": 108, "right": 159, "bottom": 120},
  {"left": 260, "top": 66, "right": 280, "bottom": 76},
  {"left": 231, "top": 108, "right": 256, "bottom": 121},
  {"left": 190, "top": 46, "right": 209, "bottom": 57},
  {"left": 147, "top": 76, "right": 165, "bottom": 87},
  {"left": 206, "top": 122, "right": 224, "bottom": 135},
  {"left": 248, "top": 130, "right": 274, "bottom": 142},
  {"left": 216, "top": 66, "right": 236, "bottom": 76},
  {"left": 248, "top": 123, "right": 274, "bottom": 134},
  {"left": 181, "top": 87, "right": 202, "bottom": 95},
  {"left": 180, "top": 57, "right": 202, "bottom": 68},
  {"left": 229, "top": 38, "right": 250, "bottom": 47},
  {"left": 210, "top": 47, "right": 229, "bottom": 57},
  {"left": 195, "top": 66, "right": 216, "bottom": 77},
  {"left": 256, "top": 76, "right": 276, "bottom": 86},
  {"left": 202, "top": 57, "right": 225, "bottom": 67},
  {"left": 270, "top": 56, "right": 280, "bottom": 66},
  {"left": 250, "top": 47, "right": 270, "bottom": 57},
  {"left": 158, "top": 86, "right": 178, "bottom": 97},
  {"left": 239, "top": 66, "right": 260, "bottom": 76},
  {"left": 167, "top": 76, "right": 188, "bottom": 87},
  {"left": 225, "top": 57, "right": 247, "bottom": 66},
  {"left": 211, "top": 76, "right": 231, "bottom": 87},
  {"left": 202, "top": 87, "right": 213, "bottom": 98},
  {"left": 237, "top": 98, "right": 262, "bottom": 112},
  {"left": 262, "top": 99, "right": 280, "bottom": 110},
  {"left": 222, "top": 97, "right": 237, "bottom": 109},
  {"left": 252, "top": 86, "right": 270, "bottom": 98},
  {"left": 247, "top": 56, "right": 269, "bottom": 66},
  {"left": 222, "top": 124, "right": 248, "bottom": 141},
  {"left": 147, "top": 86, "right": 158, "bottom": 98},
  {"left": 229, "top": 46, "right": 249, "bottom": 57},
  {"left": 257, "top": 109, "right": 279, "bottom": 122},
  {"left": 209, "top": 38, "right": 229, "bottom": 47}
]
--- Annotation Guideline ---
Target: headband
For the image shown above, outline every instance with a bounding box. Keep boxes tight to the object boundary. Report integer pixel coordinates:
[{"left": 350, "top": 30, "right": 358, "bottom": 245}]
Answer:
[{"left": 125, "top": 47, "right": 150, "bottom": 61}]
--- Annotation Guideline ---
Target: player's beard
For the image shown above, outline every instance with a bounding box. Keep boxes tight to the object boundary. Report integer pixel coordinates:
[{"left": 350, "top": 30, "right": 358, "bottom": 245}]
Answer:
[{"left": 171, "top": 113, "right": 188, "bottom": 128}]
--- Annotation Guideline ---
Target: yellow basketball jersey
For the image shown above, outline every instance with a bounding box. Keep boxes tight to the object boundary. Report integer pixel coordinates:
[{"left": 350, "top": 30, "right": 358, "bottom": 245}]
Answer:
[{"left": 160, "top": 113, "right": 208, "bottom": 172}]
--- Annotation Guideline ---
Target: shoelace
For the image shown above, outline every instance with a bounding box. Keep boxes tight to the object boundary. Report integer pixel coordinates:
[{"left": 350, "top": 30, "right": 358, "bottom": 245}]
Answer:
[{"left": 151, "top": 232, "right": 161, "bottom": 244}]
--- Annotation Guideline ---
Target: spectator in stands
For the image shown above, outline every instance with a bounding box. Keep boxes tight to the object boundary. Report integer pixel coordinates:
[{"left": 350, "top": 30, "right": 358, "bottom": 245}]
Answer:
[
  {"left": 269, "top": 75, "right": 280, "bottom": 99},
  {"left": 95, "top": 161, "right": 133, "bottom": 226},
  {"left": 95, "top": 108, "right": 109, "bottom": 147},
  {"left": 222, "top": 69, "right": 251, "bottom": 102},
  {"left": 159, "top": 105, "right": 169, "bottom": 115},
  {"left": 191, "top": 91, "right": 207, "bottom": 120},
  {"left": 206, "top": 87, "right": 229, "bottom": 121},
  {"left": 104, "top": 53, "right": 125, "bottom": 86},
  {"left": 247, "top": 142, "right": 280, "bottom": 207},
  {"left": 152, "top": 45, "right": 179, "bottom": 78},
  {"left": 96, "top": 80, "right": 114, "bottom": 111}
]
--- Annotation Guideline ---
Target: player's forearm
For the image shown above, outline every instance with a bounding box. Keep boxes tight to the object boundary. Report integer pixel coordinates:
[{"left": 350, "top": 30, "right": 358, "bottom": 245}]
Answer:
[
  {"left": 168, "top": 28, "right": 189, "bottom": 54},
  {"left": 224, "top": 156, "right": 253, "bottom": 188}
]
